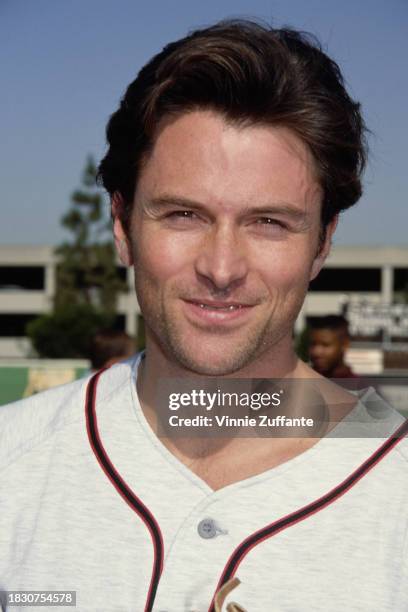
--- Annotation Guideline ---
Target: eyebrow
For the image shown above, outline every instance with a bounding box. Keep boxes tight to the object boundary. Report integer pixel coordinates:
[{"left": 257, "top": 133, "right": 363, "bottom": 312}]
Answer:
[
  {"left": 147, "top": 195, "right": 310, "bottom": 223},
  {"left": 148, "top": 196, "right": 208, "bottom": 213}
]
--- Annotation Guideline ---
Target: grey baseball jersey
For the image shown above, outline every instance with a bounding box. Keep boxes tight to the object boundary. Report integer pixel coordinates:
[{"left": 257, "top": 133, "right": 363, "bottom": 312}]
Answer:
[{"left": 0, "top": 353, "right": 407, "bottom": 611}]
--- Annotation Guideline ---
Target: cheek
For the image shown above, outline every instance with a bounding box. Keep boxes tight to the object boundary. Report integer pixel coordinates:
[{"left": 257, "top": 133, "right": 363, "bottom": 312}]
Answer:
[
  {"left": 134, "top": 229, "right": 196, "bottom": 286},
  {"left": 257, "top": 245, "right": 313, "bottom": 295}
]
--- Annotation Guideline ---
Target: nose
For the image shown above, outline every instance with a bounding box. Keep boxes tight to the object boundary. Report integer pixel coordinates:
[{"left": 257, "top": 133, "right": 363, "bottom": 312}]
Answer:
[{"left": 195, "top": 223, "right": 248, "bottom": 292}]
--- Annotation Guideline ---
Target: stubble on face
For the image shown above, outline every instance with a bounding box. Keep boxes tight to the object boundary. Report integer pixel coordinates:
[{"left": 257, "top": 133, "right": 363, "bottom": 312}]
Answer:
[{"left": 134, "top": 265, "right": 302, "bottom": 376}]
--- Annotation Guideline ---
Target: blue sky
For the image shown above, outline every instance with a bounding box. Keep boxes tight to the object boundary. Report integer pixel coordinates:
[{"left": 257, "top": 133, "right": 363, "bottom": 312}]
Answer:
[{"left": 1, "top": 0, "right": 406, "bottom": 246}]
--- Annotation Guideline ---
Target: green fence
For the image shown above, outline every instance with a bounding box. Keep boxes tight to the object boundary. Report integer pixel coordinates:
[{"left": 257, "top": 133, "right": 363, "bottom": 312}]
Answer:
[{"left": 0, "top": 361, "right": 89, "bottom": 406}]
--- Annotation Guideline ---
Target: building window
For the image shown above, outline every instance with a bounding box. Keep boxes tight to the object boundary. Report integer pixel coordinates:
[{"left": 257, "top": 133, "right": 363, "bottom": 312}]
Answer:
[
  {"left": 0, "top": 266, "right": 45, "bottom": 290},
  {"left": 114, "top": 315, "right": 126, "bottom": 331},
  {"left": 0, "top": 314, "right": 39, "bottom": 337},
  {"left": 117, "top": 267, "right": 128, "bottom": 283},
  {"left": 394, "top": 268, "right": 408, "bottom": 293},
  {"left": 309, "top": 267, "right": 381, "bottom": 292}
]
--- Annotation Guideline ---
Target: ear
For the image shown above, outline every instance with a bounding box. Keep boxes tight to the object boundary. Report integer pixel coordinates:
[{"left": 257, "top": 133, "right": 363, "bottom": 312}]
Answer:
[
  {"left": 309, "top": 215, "right": 338, "bottom": 281},
  {"left": 112, "top": 192, "right": 133, "bottom": 267}
]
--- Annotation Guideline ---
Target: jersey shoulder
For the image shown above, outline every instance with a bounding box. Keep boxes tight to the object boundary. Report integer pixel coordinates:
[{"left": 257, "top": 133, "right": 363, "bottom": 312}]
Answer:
[
  {"left": 0, "top": 374, "right": 89, "bottom": 471},
  {"left": 356, "top": 386, "right": 408, "bottom": 466},
  {"left": 0, "top": 358, "right": 136, "bottom": 472}
]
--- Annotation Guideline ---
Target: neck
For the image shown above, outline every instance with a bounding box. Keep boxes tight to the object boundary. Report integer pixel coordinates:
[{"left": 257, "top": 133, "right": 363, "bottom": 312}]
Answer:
[
  {"left": 136, "top": 331, "right": 312, "bottom": 451},
  {"left": 134, "top": 336, "right": 356, "bottom": 490}
]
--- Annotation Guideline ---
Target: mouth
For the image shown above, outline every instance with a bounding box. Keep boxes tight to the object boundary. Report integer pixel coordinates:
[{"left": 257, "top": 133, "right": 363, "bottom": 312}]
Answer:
[
  {"left": 182, "top": 298, "right": 255, "bottom": 325},
  {"left": 189, "top": 299, "right": 249, "bottom": 310}
]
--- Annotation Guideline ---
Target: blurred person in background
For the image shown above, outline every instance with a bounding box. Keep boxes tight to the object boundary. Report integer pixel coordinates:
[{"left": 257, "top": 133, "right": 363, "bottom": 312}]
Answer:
[
  {"left": 88, "top": 329, "right": 135, "bottom": 371},
  {"left": 309, "top": 315, "right": 357, "bottom": 378}
]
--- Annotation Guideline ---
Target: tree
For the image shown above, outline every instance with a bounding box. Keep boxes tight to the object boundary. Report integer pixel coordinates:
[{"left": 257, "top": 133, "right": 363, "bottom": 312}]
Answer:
[
  {"left": 27, "top": 156, "right": 127, "bottom": 358},
  {"left": 295, "top": 325, "right": 310, "bottom": 362},
  {"left": 55, "top": 155, "right": 125, "bottom": 312},
  {"left": 27, "top": 304, "right": 112, "bottom": 359}
]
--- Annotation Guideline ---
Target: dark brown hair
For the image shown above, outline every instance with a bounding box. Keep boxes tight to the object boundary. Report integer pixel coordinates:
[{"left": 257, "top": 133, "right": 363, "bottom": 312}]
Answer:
[{"left": 98, "top": 20, "right": 367, "bottom": 232}]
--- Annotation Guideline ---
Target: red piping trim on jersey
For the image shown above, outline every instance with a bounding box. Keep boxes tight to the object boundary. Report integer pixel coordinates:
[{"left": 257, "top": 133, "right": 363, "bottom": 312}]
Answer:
[
  {"left": 208, "top": 417, "right": 408, "bottom": 612},
  {"left": 85, "top": 370, "right": 164, "bottom": 612}
]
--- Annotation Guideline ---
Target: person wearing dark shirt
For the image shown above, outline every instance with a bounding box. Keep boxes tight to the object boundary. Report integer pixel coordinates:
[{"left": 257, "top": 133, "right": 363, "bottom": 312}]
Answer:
[{"left": 309, "top": 315, "right": 357, "bottom": 378}]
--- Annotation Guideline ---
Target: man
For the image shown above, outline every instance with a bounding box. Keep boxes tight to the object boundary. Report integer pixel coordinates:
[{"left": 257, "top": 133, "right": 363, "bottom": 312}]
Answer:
[
  {"left": 1, "top": 21, "right": 407, "bottom": 612},
  {"left": 309, "top": 315, "right": 357, "bottom": 378}
]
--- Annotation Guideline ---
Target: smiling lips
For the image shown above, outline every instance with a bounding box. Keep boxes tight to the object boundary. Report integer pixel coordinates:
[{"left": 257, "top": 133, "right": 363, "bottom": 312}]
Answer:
[
  {"left": 183, "top": 298, "right": 255, "bottom": 324},
  {"left": 188, "top": 299, "right": 250, "bottom": 311}
]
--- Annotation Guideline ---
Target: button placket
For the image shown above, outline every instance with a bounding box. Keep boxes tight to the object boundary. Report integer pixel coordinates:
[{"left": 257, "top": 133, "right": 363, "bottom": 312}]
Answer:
[{"left": 153, "top": 503, "right": 231, "bottom": 611}]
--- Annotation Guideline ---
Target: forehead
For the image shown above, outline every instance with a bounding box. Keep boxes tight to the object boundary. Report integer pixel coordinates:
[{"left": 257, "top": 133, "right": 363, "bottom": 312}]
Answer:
[{"left": 136, "top": 110, "right": 322, "bottom": 213}]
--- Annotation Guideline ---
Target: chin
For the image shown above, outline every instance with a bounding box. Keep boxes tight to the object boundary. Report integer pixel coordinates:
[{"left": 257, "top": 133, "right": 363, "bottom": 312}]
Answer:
[
  {"left": 181, "top": 358, "right": 243, "bottom": 377},
  {"left": 165, "top": 335, "right": 265, "bottom": 377},
  {"left": 176, "top": 357, "right": 246, "bottom": 377}
]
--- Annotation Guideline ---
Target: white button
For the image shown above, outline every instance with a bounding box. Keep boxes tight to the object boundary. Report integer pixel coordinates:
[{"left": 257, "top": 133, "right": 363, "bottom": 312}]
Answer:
[{"left": 197, "top": 518, "right": 217, "bottom": 539}]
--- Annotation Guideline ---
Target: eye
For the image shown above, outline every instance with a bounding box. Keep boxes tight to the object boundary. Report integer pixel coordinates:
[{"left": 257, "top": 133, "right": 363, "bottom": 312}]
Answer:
[
  {"left": 167, "top": 210, "right": 197, "bottom": 220},
  {"left": 257, "top": 217, "right": 285, "bottom": 227},
  {"left": 253, "top": 217, "right": 287, "bottom": 233},
  {"left": 163, "top": 209, "right": 202, "bottom": 229}
]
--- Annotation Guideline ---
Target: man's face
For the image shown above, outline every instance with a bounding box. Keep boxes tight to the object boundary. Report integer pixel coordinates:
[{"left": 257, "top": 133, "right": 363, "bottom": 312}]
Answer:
[
  {"left": 115, "top": 110, "right": 335, "bottom": 375},
  {"left": 309, "top": 329, "right": 347, "bottom": 374}
]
